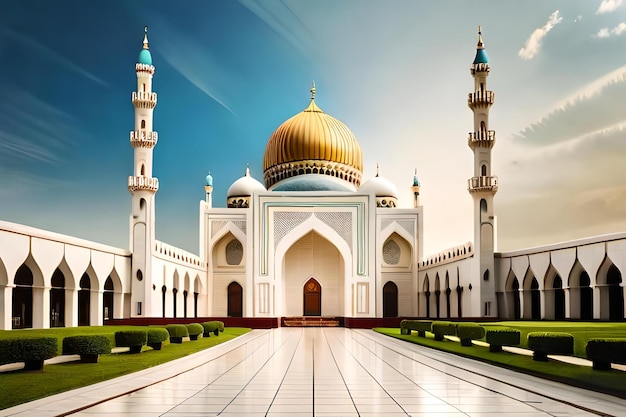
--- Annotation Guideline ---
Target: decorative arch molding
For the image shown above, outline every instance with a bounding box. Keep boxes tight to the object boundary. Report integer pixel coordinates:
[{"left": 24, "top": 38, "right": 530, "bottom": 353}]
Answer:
[
  {"left": 90, "top": 251, "right": 115, "bottom": 290},
  {"left": 550, "top": 248, "right": 576, "bottom": 282},
  {"left": 55, "top": 258, "right": 75, "bottom": 290},
  {"left": 210, "top": 222, "right": 247, "bottom": 254},
  {"left": 597, "top": 255, "right": 621, "bottom": 285},
  {"left": 184, "top": 272, "right": 190, "bottom": 292},
  {"left": 528, "top": 251, "right": 550, "bottom": 285},
  {"left": 504, "top": 269, "right": 518, "bottom": 291},
  {"left": 64, "top": 245, "right": 91, "bottom": 290},
  {"left": 568, "top": 259, "right": 587, "bottom": 287},
  {"left": 510, "top": 256, "right": 529, "bottom": 282},
  {"left": 193, "top": 274, "right": 203, "bottom": 293},
  {"left": 380, "top": 222, "right": 414, "bottom": 252},
  {"left": 0, "top": 230, "right": 30, "bottom": 284},
  {"left": 31, "top": 237, "right": 64, "bottom": 287},
  {"left": 275, "top": 216, "right": 353, "bottom": 279},
  {"left": 543, "top": 264, "right": 561, "bottom": 289},
  {"left": 0, "top": 258, "right": 7, "bottom": 286},
  {"left": 16, "top": 254, "right": 45, "bottom": 288},
  {"left": 522, "top": 266, "right": 540, "bottom": 291},
  {"left": 576, "top": 242, "right": 606, "bottom": 283}
]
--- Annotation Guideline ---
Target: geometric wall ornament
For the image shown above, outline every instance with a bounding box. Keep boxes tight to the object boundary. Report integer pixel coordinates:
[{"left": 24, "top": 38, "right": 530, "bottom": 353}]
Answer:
[
  {"left": 383, "top": 239, "right": 401, "bottom": 265},
  {"left": 226, "top": 239, "right": 244, "bottom": 265},
  {"left": 314, "top": 211, "right": 352, "bottom": 251},
  {"left": 273, "top": 212, "right": 314, "bottom": 248},
  {"left": 211, "top": 220, "right": 227, "bottom": 238},
  {"left": 397, "top": 220, "right": 415, "bottom": 238},
  {"left": 233, "top": 220, "right": 246, "bottom": 235}
]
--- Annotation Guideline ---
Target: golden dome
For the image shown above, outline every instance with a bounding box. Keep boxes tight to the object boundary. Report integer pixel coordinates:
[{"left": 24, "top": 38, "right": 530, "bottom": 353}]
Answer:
[{"left": 263, "top": 85, "right": 363, "bottom": 190}]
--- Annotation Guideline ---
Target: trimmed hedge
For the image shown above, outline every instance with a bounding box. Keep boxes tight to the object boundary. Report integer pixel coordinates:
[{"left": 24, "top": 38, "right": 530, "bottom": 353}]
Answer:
[
  {"left": 586, "top": 338, "right": 626, "bottom": 370},
  {"left": 486, "top": 328, "right": 520, "bottom": 352},
  {"left": 527, "top": 332, "right": 574, "bottom": 361},
  {"left": 115, "top": 330, "right": 148, "bottom": 353},
  {"left": 202, "top": 321, "right": 223, "bottom": 337},
  {"left": 400, "top": 320, "right": 432, "bottom": 337},
  {"left": 165, "top": 324, "right": 189, "bottom": 344},
  {"left": 456, "top": 323, "right": 485, "bottom": 347},
  {"left": 147, "top": 328, "right": 170, "bottom": 350},
  {"left": 431, "top": 321, "right": 457, "bottom": 341},
  {"left": 62, "top": 335, "right": 110, "bottom": 362},
  {"left": 0, "top": 337, "right": 58, "bottom": 370},
  {"left": 185, "top": 323, "right": 204, "bottom": 341}
]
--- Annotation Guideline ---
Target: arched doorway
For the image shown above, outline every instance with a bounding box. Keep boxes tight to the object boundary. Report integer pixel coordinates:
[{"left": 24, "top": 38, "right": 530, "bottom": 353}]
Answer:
[
  {"left": 512, "top": 278, "right": 521, "bottom": 320},
  {"left": 303, "top": 278, "right": 321, "bottom": 316},
  {"left": 553, "top": 275, "right": 565, "bottom": 320},
  {"left": 50, "top": 268, "right": 65, "bottom": 327},
  {"left": 580, "top": 271, "right": 593, "bottom": 320},
  {"left": 383, "top": 281, "right": 398, "bottom": 317},
  {"left": 607, "top": 265, "right": 624, "bottom": 320},
  {"left": 531, "top": 277, "right": 541, "bottom": 320},
  {"left": 228, "top": 281, "right": 243, "bottom": 317},
  {"left": 78, "top": 273, "right": 91, "bottom": 326},
  {"left": 12, "top": 264, "right": 33, "bottom": 329},
  {"left": 103, "top": 276, "right": 114, "bottom": 321}
]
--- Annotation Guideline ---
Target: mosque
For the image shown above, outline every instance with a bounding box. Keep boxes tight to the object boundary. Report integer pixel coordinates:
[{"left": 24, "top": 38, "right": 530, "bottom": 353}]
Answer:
[{"left": 0, "top": 28, "right": 624, "bottom": 331}]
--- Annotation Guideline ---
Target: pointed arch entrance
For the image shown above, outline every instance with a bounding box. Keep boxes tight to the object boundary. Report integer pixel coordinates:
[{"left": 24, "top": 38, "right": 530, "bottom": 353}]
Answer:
[
  {"left": 303, "top": 278, "right": 321, "bottom": 316},
  {"left": 580, "top": 271, "right": 593, "bottom": 320},
  {"left": 50, "top": 268, "right": 65, "bottom": 327},
  {"left": 607, "top": 265, "right": 624, "bottom": 320},
  {"left": 12, "top": 264, "right": 33, "bottom": 329},
  {"left": 78, "top": 273, "right": 91, "bottom": 326},
  {"left": 383, "top": 281, "right": 398, "bottom": 317},
  {"left": 228, "top": 281, "right": 243, "bottom": 317},
  {"left": 103, "top": 276, "right": 114, "bottom": 321}
]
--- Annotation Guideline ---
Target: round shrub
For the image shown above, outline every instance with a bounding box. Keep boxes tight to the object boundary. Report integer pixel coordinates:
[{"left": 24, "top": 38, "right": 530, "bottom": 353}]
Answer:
[
  {"left": 63, "top": 335, "right": 111, "bottom": 356},
  {"left": 165, "top": 324, "right": 189, "bottom": 343},
  {"left": 202, "top": 321, "right": 219, "bottom": 337},
  {"left": 115, "top": 330, "right": 148, "bottom": 353},
  {"left": 527, "top": 332, "right": 574, "bottom": 361},
  {"left": 147, "top": 328, "right": 170, "bottom": 350},
  {"left": 486, "top": 328, "right": 520, "bottom": 352},
  {"left": 0, "top": 337, "right": 58, "bottom": 370},
  {"left": 186, "top": 323, "right": 204, "bottom": 340},
  {"left": 456, "top": 323, "right": 485, "bottom": 347}
]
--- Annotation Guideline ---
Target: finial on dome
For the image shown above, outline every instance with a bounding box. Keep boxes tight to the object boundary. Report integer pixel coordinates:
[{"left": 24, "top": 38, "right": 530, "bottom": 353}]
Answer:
[
  {"left": 143, "top": 26, "right": 149, "bottom": 49},
  {"left": 245, "top": 163, "right": 250, "bottom": 176},
  {"left": 310, "top": 81, "right": 316, "bottom": 100},
  {"left": 375, "top": 163, "right": 380, "bottom": 177},
  {"left": 477, "top": 25, "right": 484, "bottom": 49},
  {"left": 413, "top": 168, "right": 420, "bottom": 186}
]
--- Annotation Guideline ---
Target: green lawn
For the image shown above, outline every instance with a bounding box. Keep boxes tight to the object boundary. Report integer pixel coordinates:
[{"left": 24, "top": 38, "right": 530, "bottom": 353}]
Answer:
[
  {"left": 375, "top": 321, "right": 626, "bottom": 399},
  {"left": 0, "top": 326, "right": 251, "bottom": 410}
]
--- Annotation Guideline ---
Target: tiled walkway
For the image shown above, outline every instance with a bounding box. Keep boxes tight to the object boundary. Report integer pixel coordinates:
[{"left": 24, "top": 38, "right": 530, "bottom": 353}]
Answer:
[{"left": 3, "top": 328, "right": 625, "bottom": 416}]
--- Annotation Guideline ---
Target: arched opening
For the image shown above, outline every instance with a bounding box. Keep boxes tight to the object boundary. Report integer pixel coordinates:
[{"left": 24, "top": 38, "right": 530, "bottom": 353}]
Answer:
[
  {"left": 481, "top": 164, "right": 487, "bottom": 176},
  {"left": 434, "top": 274, "right": 441, "bottom": 318},
  {"left": 50, "top": 268, "right": 65, "bottom": 327},
  {"left": 303, "top": 278, "right": 321, "bottom": 316},
  {"left": 12, "top": 264, "right": 34, "bottom": 329},
  {"left": 553, "top": 275, "right": 565, "bottom": 320},
  {"left": 531, "top": 277, "right": 541, "bottom": 320},
  {"left": 78, "top": 273, "right": 91, "bottom": 326},
  {"left": 161, "top": 286, "right": 167, "bottom": 318},
  {"left": 580, "top": 271, "right": 593, "bottom": 320},
  {"left": 512, "top": 278, "right": 521, "bottom": 319},
  {"left": 172, "top": 288, "right": 178, "bottom": 318},
  {"left": 382, "top": 281, "right": 398, "bottom": 318},
  {"left": 141, "top": 119, "right": 146, "bottom": 129},
  {"left": 103, "top": 276, "right": 114, "bottom": 321},
  {"left": 140, "top": 164, "right": 145, "bottom": 176},
  {"left": 228, "top": 281, "right": 243, "bottom": 317},
  {"left": 607, "top": 265, "right": 624, "bottom": 320}
]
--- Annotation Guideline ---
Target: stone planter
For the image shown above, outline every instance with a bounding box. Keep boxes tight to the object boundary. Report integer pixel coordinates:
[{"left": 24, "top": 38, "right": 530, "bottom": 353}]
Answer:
[
  {"left": 170, "top": 337, "right": 183, "bottom": 344},
  {"left": 148, "top": 342, "right": 163, "bottom": 351},
  {"left": 80, "top": 354, "right": 100, "bottom": 363},
  {"left": 24, "top": 359, "right": 44, "bottom": 371}
]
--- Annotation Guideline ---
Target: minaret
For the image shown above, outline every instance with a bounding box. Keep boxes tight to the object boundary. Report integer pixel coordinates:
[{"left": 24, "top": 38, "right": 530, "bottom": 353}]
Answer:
[
  {"left": 411, "top": 169, "right": 420, "bottom": 208},
  {"left": 129, "top": 27, "right": 159, "bottom": 317},
  {"left": 204, "top": 172, "right": 213, "bottom": 207},
  {"left": 467, "top": 27, "right": 497, "bottom": 317}
]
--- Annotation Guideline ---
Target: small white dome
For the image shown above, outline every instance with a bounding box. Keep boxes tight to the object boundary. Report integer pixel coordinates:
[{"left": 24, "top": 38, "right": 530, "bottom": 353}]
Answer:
[
  {"left": 359, "top": 174, "right": 398, "bottom": 198},
  {"left": 227, "top": 167, "right": 266, "bottom": 197}
]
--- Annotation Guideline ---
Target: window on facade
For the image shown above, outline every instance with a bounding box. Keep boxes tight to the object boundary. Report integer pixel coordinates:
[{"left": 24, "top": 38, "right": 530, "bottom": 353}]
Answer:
[
  {"left": 141, "top": 120, "right": 146, "bottom": 129},
  {"left": 383, "top": 239, "right": 401, "bottom": 265},
  {"left": 226, "top": 239, "right": 244, "bottom": 265}
]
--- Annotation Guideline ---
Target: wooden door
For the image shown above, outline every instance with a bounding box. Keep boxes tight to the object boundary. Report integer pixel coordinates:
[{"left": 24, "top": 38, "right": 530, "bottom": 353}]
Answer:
[
  {"left": 303, "top": 278, "right": 321, "bottom": 316},
  {"left": 228, "top": 282, "right": 243, "bottom": 317}
]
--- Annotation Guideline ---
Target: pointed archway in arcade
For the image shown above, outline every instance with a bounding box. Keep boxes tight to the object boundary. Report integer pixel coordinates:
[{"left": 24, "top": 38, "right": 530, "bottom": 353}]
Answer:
[
  {"left": 50, "top": 268, "right": 65, "bottom": 327},
  {"left": 228, "top": 281, "right": 243, "bottom": 317},
  {"left": 607, "top": 265, "right": 624, "bottom": 321},
  {"left": 382, "top": 281, "right": 398, "bottom": 317},
  {"left": 530, "top": 277, "right": 541, "bottom": 320},
  {"left": 12, "top": 264, "right": 34, "bottom": 329},
  {"left": 103, "top": 276, "right": 114, "bottom": 321},
  {"left": 580, "top": 271, "right": 593, "bottom": 320},
  {"left": 553, "top": 274, "right": 565, "bottom": 320},
  {"left": 303, "top": 278, "right": 321, "bottom": 316},
  {"left": 78, "top": 273, "right": 91, "bottom": 326}
]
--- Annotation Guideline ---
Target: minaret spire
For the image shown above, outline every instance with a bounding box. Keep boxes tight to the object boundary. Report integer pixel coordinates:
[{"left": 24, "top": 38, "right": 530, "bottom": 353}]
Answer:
[
  {"left": 143, "top": 26, "right": 149, "bottom": 49},
  {"left": 310, "top": 81, "right": 316, "bottom": 100}
]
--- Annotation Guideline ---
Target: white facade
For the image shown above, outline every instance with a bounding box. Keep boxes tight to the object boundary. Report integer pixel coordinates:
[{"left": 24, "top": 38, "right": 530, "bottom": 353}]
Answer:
[{"left": 0, "top": 28, "right": 624, "bottom": 330}]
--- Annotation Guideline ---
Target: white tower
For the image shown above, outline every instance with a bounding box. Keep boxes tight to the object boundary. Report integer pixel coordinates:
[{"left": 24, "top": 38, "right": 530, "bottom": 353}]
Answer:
[
  {"left": 467, "top": 27, "right": 497, "bottom": 317},
  {"left": 129, "top": 27, "right": 159, "bottom": 317}
]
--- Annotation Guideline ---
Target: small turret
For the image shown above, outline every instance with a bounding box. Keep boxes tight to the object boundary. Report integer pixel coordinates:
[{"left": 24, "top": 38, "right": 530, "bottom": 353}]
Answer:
[
  {"left": 411, "top": 169, "right": 421, "bottom": 208},
  {"left": 204, "top": 172, "right": 213, "bottom": 207}
]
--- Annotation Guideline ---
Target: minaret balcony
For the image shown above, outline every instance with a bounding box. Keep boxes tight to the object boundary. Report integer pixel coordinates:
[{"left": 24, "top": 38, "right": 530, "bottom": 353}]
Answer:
[
  {"left": 135, "top": 63, "right": 155, "bottom": 74},
  {"left": 130, "top": 130, "right": 158, "bottom": 148},
  {"left": 132, "top": 91, "right": 157, "bottom": 109},
  {"left": 128, "top": 176, "right": 159, "bottom": 193},
  {"left": 470, "top": 63, "right": 490, "bottom": 75},
  {"left": 468, "top": 176, "right": 498, "bottom": 193},
  {"left": 468, "top": 130, "right": 495, "bottom": 148},
  {"left": 467, "top": 91, "right": 494, "bottom": 107}
]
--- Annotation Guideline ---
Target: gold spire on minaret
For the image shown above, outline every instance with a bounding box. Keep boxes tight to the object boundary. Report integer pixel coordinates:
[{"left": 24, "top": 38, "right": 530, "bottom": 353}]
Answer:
[
  {"left": 477, "top": 25, "right": 484, "bottom": 49},
  {"left": 143, "top": 26, "right": 149, "bottom": 49}
]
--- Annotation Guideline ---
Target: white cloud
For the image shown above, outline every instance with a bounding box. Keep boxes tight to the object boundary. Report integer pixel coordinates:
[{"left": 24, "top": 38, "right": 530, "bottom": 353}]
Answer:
[
  {"left": 518, "top": 10, "right": 563, "bottom": 60},
  {"left": 593, "top": 22, "right": 626, "bottom": 38},
  {"left": 596, "top": 0, "right": 623, "bottom": 14}
]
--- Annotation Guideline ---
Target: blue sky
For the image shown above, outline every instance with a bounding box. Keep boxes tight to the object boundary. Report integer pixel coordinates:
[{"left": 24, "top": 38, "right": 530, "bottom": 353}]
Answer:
[{"left": 2, "top": 0, "right": 626, "bottom": 255}]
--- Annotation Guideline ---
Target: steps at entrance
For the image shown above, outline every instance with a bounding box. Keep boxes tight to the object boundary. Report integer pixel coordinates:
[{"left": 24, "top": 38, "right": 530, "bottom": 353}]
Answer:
[{"left": 281, "top": 317, "right": 341, "bottom": 327}]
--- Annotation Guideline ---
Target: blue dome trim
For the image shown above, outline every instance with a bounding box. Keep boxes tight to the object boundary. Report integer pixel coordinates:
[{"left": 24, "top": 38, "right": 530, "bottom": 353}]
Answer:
[
  {"left": 473, "top": 49, "right": 488, "bottom": 64},
  {"left": 272, "top": 175, "right": 354, "bottom": 192}
]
